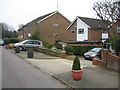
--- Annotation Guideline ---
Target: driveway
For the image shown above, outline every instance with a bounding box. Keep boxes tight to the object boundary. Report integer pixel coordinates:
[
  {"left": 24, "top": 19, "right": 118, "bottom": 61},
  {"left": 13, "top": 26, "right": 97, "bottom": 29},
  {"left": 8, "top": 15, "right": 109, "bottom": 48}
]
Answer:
[{"left": 12, "top": 49, "right": 118, "bottom": 88}]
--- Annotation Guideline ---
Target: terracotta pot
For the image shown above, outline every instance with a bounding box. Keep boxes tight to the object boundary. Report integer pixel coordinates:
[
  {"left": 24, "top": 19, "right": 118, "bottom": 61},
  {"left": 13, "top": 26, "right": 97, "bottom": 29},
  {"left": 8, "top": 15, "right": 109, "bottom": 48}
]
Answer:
[{"left": 71, "top": 69, "right": 83, "bottom": 80}]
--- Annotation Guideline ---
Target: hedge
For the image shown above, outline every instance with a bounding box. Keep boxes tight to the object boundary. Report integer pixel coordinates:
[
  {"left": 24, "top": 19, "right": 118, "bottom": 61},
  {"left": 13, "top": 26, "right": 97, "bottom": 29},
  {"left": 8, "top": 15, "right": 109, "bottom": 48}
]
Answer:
[
  {"left": 68, "top": 45, "right": 96, "bottom": 56},
  {"left": 3, "top": 38, "right": 20, "bottom": 44},
  {"left": 64, "top": 45, "right": 74, "bottom": 55}
]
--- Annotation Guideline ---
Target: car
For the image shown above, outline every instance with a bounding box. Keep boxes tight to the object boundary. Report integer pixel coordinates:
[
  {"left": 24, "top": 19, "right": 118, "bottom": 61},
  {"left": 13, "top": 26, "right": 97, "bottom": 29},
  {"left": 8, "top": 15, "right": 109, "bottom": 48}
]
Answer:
[
  {"left": 0, "top": 39, "right": 4, "bottom": 46},
  {"left": 84, "top": 48, "right": 103, "bottom": 60},
  {"left": 13, "top": 40, "right": 44, "bottom": 51}
]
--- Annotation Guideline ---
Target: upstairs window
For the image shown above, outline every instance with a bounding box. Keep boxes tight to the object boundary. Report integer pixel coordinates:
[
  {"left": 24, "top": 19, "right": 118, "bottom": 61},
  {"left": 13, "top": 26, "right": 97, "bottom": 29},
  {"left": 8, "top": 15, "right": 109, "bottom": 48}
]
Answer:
[
  {"left": 117, "top": 27, "right": 120, "bottom": 33},
  {"left": 78, "top": 28, "right": 84, "bottom": 34},
  {"left": 53, "top": 24, "right": 59, "bottom": 27}
]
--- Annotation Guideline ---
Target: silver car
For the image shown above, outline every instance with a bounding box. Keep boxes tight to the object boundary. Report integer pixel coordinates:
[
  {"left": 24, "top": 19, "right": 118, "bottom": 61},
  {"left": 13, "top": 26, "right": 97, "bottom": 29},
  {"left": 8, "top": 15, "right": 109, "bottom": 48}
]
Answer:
[
  {"left": 13, "top": 40, "right": 44, "bottom": 50},
  {"left": 84, "top": 48, "right": 103, "bottom": 60}
]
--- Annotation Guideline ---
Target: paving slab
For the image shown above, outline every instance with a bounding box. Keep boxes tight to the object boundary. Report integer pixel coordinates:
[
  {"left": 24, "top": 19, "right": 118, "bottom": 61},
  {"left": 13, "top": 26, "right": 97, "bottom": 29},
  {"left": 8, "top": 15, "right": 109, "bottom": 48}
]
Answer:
[
  {"left": 13, "top": 50, "right": 118, "bottom": 88},
  {"left": 54, "top": 67, "right": 118, "bottom": 88}
]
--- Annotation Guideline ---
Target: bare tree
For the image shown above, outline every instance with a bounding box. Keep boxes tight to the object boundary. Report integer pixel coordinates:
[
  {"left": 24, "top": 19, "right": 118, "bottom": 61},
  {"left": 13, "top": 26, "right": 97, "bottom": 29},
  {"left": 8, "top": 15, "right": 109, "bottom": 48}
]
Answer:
[
  {"left": 0, "top": 22, "right": 17, "bottom": 38},
  {"left": 18, "top": 24, "right": 24, "bottom": 29},
  {"left": 93, "top": 1, "right": 120, "bottom": 38}
]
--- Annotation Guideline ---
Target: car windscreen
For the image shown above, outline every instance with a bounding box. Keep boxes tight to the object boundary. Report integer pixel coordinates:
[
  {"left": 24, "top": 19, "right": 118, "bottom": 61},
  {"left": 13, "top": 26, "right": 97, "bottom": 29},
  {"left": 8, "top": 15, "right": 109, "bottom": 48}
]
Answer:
[{"left": 90, "top": 48, "right": 102, "bottom": 52}]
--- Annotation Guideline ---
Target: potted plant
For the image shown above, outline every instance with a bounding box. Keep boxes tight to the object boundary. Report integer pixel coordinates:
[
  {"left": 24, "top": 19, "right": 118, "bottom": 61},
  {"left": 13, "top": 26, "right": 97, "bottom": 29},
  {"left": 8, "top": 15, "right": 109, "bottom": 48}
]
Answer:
[
  {"left": 71, "top": 56, "right": 83, "bottom": 80},
  {"left": 27, "top": 48, "right": 34, "bottom": 58},
  {"left": 15, "top": 46, "right": 20, "bottom": 53}
]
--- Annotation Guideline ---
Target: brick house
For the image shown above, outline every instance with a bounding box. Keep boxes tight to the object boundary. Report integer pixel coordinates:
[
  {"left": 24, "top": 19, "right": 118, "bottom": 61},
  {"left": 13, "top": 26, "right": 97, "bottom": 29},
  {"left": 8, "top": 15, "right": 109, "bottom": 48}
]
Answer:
[
  {"left": 18, "top": 11, "right": 71, "bottom": 43},
  {"left": 109, "top": 20, "right": 120, "bottom": 37},
  {"left": 66, "top": 16, "right": 109, "bottom": 42}
]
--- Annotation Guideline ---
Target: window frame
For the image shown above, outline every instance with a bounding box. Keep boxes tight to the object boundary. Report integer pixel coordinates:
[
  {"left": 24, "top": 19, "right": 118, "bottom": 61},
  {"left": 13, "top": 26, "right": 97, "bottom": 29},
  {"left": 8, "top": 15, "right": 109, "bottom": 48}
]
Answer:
[
  {"left": 117, "top": 27, "right": 120, "bottom": 33},
  {"left": 78, "top": 28, "right": 84, "bottom": 34}
]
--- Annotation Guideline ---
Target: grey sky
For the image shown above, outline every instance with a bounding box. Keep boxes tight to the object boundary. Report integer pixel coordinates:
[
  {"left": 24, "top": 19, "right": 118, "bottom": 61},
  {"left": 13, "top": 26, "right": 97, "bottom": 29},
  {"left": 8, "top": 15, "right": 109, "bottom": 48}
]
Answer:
[{"left": 0, "top": 0, "right": 113, "bottom": 30}]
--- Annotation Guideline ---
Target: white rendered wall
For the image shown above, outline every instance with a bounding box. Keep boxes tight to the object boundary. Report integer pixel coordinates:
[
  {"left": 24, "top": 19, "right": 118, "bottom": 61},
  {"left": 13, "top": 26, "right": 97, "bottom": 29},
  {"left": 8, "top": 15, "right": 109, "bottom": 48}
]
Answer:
[{"left": 76, "top": 18, "right": 89, "bottom": 41}]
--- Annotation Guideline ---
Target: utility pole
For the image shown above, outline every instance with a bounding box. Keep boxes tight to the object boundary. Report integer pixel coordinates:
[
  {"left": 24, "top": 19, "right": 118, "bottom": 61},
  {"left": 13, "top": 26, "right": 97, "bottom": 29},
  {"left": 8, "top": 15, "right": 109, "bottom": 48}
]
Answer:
[{"left": 57, "top": 0, "right": 59, "bottom": 11}]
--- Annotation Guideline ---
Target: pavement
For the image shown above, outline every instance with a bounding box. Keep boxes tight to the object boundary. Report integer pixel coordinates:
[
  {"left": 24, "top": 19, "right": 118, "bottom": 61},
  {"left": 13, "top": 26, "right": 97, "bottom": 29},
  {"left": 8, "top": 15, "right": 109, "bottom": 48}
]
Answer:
[{"left": 11, "top": 49, "right": 118, "bottom": 89}]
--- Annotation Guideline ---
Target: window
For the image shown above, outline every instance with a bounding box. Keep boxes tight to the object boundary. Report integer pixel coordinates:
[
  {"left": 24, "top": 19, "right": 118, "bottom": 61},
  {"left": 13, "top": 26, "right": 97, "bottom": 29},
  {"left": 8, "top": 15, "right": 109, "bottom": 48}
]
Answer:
[
  {"left": 78, "top": 28, "right": 84, "bottom": 34},
  {"left": 38, "top": 42, "right": 41, "bottom": 45},
  {"left": 53, "top": 24, "right": 59, "bottom": 26},
  {"left": 27, "top": 33, "right": 31, "bottom": 37},
  {"left": 117, "top": 27, "right": 120, "bottom": 33},
  {"left": 71, "top": 30, "right": 75, "bottom": 34},
  {"left": 32, "top": 41, "right": 38, "bottom": 44},
  {"left": 24, "top": 41, "right": 32, "bottom": 44}
]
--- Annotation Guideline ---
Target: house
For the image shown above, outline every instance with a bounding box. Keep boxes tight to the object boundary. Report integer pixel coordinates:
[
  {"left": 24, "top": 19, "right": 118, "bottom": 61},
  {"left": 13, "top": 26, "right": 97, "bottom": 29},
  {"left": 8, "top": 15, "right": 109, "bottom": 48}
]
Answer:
[
  {"left": 66, "top": 16, "right": 109, "bottom": 42},
  {"left": 18, "top": 11, "right": 71, "bottom": 43},
  {"left": 109, "top": 20, "right": 120, "bottom": 37}
]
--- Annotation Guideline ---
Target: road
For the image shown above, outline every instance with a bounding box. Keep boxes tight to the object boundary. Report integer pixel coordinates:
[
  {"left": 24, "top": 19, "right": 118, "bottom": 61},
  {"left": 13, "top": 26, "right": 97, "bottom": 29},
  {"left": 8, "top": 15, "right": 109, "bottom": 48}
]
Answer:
[{"left": 2, "top": 47, "right": 68, "bottom": 88}]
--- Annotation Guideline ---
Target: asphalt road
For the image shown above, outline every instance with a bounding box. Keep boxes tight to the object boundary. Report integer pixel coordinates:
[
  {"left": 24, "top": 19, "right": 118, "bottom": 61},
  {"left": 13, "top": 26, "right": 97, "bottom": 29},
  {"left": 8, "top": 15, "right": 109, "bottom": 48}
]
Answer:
[{"left": 2, "top": 47, "right": 68, "bottom": 88}]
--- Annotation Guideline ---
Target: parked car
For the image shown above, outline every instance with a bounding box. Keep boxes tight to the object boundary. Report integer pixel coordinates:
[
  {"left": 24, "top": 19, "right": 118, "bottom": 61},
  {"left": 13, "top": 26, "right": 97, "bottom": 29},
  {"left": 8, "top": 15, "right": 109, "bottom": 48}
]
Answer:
[
  {"left": 13, "top": 40, "right": 44, "bottom": 50},
  {"left": 0, "top": 39, "right": 4, "bottom": 46},
  {"left": 84, "top": 48, "right": 103, "bottom": 60}
]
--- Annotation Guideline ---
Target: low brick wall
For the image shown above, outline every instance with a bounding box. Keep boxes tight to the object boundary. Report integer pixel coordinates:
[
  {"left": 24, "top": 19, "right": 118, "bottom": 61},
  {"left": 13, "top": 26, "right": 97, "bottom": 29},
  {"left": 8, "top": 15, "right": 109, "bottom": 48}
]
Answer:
[
  {"left": 107, "top": 53, "right": 120, "bottom": 71},
  {"left": 37, "top": 48, "right": 60, "bottom": 57},
  {"left": 92, "top": 57, "right": 103, "bottom": 66}
]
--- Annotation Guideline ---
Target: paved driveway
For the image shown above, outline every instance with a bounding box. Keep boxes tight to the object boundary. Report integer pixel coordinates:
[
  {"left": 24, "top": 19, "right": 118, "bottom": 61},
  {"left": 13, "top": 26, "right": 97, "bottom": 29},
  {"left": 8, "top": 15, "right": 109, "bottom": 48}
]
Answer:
[
  {"left": 15, "top": 50, "right": 93, "bottom": 75},
  {"left": 13, "top": 50, "right": 118, "bottom": 88}
]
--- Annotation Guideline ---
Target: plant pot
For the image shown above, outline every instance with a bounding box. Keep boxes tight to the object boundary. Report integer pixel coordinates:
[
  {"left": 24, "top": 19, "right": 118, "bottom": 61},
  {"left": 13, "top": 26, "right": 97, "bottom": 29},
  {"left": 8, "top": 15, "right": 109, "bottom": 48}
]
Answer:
[
  {"left": 27, "top": 52, "right": 34, "bottom": 58},
  {"left": 71, "top": 69, "right": 83, "bottom": 80}
]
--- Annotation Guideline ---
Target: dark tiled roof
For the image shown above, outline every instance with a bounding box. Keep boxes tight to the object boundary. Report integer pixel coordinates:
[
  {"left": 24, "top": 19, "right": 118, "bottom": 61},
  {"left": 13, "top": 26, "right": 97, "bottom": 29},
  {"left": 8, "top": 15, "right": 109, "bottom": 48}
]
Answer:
[
  {"left": 78, "top": 17, "right": 109, "bottom": 30},
  {"left": 25, "top": 11, "right": 56, "bottom": 27}
]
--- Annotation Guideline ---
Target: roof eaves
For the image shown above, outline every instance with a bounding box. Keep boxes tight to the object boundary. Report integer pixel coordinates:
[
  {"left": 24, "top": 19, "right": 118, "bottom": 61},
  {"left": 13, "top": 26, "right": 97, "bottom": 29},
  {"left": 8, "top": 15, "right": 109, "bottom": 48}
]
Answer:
[
  {"left": 66, "top": 16, "right": 78, "bottom": 30},
  {"left": 77, "top": 17, "right": 91, "bottom": 28},
  {"left": 37, "top": 11, "right": 57, "bottom": 23}
]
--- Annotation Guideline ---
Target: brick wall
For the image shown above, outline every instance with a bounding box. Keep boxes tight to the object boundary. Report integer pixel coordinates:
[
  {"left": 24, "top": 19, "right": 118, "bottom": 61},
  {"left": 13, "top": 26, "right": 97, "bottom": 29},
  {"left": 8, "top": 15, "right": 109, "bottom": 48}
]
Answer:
[
  {"left": 109, "top": 21, "right": 120, "bottom": 37},
  {"left": 18, "top": 12, "right": 71, "bottom": 43},
  {"left": 38, "top": 13, "right": 71, "bottom": 43},
  {"left": 67, "top": 20, "right": 77, "bottom": 41},
  {"left": 107, "top": 53, "right": 120, "bottom": 71},
  {"left": 88, "top": 28, "right": 102, "bottom": 41},
  {"left": 101, "top": 49, "right": 120, "bottom": 71}
]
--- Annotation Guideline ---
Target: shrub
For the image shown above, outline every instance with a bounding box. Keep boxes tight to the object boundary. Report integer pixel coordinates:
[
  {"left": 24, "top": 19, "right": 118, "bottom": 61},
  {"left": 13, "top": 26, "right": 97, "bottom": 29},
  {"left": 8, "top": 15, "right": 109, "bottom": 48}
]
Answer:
[
  {"left": 3, "top": 38, "right": 20, "bottom": 44},
  {"left": 42, "top": 41, "right": 48, "bottom": 47},
  {"left": 46, "top": 43, "right": 53, "bottom": 49},
  {"left": 29, "top": 31, "right": 40, "bottom": 40},
  {"left": 70, "top": 45, "right": 95, "bottom": 56},
  {"left": 64, "top": 45, "right": 74, "bottom": 55},
  {"left": 110, "top": 36, "right": 120, "bottom": 56},
  {"left": 72, "top": 56, "right": 81, "bottom": 70},
  {"left": 55, "top": 43, "right": 63, "bottom": 50}
]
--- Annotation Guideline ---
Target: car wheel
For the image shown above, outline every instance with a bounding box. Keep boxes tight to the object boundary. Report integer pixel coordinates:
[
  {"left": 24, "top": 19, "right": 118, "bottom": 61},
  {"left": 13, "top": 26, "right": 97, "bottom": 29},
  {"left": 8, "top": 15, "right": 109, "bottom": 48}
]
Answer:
[{"left": 19, "top": 46, "right": 23, "bottom": 51}]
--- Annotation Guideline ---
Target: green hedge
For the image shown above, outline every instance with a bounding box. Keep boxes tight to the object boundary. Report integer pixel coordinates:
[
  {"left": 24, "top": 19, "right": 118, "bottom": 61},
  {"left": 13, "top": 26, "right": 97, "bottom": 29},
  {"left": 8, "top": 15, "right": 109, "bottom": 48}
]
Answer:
[
  {"left": 55, "top": 43, "right": 63, "bottom": 50},
  {"left": 3, "top": 38, "right": 20, "bottom": 44},
  {"left": 68, "top": 45, "right": 95, "bottom": 56},
  {"left": 64, "top": 45, "right": 74, "bottom": 55}
]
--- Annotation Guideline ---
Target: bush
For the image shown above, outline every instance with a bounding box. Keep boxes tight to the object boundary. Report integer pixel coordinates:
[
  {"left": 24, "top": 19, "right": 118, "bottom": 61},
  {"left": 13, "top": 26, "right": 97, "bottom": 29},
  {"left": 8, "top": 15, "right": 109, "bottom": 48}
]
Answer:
[
  {"left": 55, "top": 43, "right": 63, "bottom": 50},
  {"left": 46, "top": 43, "right": 53, "bottom": 49},
  {"left": 72, "top": 56, "right": 81, "bottom": 70},
  {"left": 110, "top": 36, "right": 120, "bottom": 56},
  {"left": 42, "top": 41, "right": 48, "bottom": 47},
  {"left": 69, "top": 45, "right": 95, "bottom": 56},
  {"left": 64, "top": 45, "right": 74, "bottom": 55},
  {"left": 3, "top": 38, "right": 20, "bottom": 44},
  {"left": 29, "top": 31, "right": 40, "bottom": 40}
]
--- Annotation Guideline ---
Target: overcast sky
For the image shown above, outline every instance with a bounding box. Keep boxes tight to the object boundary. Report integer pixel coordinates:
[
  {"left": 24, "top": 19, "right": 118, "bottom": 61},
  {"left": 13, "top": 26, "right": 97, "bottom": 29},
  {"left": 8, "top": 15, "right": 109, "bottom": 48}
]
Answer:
[{"left": 0, "top": 0, "right": 115, "bottom": 30}]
